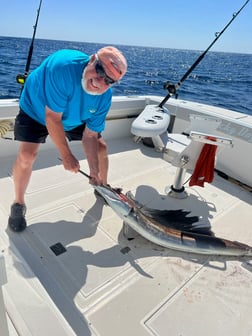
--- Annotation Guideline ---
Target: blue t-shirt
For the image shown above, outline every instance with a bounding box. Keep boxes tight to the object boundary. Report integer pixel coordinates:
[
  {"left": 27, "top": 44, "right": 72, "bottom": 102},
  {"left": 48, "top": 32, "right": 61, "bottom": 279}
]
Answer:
[{"left": 20, "top": 49, "right": 112, "bottom": 132}]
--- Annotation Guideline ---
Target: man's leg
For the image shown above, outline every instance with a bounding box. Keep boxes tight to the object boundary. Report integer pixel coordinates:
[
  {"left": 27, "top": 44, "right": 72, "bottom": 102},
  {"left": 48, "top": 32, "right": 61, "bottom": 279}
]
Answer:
[
  {"left": 13, "top": 142, "right": 40, "bottom": 203},
  {"left": 9, "top": 142, "right": 40, "bottom": 232}
]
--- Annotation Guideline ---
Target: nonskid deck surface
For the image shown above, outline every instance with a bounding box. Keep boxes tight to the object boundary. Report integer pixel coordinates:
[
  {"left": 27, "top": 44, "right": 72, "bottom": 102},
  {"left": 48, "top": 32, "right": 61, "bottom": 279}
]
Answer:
[{"left": 0, "top": 136, "right": 252, "bottom": 336}]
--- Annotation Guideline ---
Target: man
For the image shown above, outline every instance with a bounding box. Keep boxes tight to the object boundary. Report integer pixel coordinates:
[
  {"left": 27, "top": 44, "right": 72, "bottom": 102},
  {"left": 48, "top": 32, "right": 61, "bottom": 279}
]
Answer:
[{"left": 8, "top": 46, "right": 127, "bottom": 232}]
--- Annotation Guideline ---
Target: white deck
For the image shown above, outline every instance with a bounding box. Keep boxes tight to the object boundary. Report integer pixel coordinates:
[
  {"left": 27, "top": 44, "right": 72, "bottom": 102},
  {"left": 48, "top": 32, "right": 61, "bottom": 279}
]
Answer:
[{"left": 0, "top": 133, "right": 252, "bottom": 335}]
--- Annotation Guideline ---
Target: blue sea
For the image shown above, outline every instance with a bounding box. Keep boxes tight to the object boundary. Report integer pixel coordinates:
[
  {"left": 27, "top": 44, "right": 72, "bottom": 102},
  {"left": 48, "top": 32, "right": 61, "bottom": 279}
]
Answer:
[{"left": 0, "top": 36, "right": 251, "bottom": 115}]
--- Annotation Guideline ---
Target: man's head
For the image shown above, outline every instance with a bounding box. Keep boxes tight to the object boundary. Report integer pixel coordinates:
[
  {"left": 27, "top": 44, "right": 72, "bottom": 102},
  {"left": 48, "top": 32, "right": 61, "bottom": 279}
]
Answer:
[{"left": 82, "top": 46, "right": 127, "bottom": 95}]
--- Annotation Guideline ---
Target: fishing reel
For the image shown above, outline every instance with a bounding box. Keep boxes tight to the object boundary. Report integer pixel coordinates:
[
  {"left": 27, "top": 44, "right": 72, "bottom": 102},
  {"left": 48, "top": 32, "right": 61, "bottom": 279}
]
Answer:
[
  {"left": 163, "top": 81, "right": 178, "bottom": 98},
  {"left": 16, "top": 73, "right": 28, "bottom": 85}
]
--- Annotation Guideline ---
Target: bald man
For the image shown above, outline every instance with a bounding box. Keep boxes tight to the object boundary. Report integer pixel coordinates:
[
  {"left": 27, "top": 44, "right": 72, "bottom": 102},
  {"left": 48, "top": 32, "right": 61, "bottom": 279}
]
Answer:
[{"left": 9, "top": 46, "right": 127, "bottom": 232}]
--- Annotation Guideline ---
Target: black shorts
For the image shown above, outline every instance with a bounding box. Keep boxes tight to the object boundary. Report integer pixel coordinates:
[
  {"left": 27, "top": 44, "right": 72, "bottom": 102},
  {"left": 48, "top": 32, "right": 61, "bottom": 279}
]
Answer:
[{"left": 14, "top": 109, "right": 101, "bottom": 143}]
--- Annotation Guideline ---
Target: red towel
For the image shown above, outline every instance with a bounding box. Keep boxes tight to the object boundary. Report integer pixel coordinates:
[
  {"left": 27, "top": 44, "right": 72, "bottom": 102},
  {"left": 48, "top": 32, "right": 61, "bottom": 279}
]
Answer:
[{"left": 189, "top": 140, "right": 217, "bottom": 187}]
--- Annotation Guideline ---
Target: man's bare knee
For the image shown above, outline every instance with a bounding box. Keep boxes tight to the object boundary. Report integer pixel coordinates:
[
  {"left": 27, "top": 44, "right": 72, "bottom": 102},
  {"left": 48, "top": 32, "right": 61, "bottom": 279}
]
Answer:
[{"left": 17, "top": 144, "right": 39, "bottom": 168}]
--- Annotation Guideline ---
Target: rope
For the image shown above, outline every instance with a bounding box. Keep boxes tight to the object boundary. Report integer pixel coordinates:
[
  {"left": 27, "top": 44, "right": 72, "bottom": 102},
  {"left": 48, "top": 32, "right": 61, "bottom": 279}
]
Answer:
[{"left": 0, "top": 119, "right": 13, "bottom": 138}]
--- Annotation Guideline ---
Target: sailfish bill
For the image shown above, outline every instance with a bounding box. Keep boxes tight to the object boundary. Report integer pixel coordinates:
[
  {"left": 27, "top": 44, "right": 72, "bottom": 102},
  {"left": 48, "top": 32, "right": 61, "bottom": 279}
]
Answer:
[{"left": 93, "top": 184, "right": 252, "bottom": 257}]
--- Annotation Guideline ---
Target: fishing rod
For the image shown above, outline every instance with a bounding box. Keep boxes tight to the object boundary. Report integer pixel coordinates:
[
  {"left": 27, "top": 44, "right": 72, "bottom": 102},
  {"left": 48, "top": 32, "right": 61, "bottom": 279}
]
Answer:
[
  {"left": 57, "top": 157, "right": 125, "bottom": 196},
  {"left": 158, "top": 0, "right": 250, "bottom": 108},
  {"left": 16, "top": 0, "right": 43, "bottom": 87},
  {"left": 0, "top": 1, "right": 42, "bottom": 138}
]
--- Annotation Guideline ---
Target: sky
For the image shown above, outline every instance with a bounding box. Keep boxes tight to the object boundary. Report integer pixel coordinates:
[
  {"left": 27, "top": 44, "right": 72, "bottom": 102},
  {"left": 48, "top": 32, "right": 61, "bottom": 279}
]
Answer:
[{"left": 1, "top": 0, "right": 252, "bottom": 54}]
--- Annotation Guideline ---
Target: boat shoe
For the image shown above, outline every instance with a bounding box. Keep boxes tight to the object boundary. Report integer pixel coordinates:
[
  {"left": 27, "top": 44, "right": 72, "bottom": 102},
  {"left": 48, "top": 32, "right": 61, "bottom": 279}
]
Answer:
[{"left": 8, "top": 203, "right": 27, "bottom": 232}]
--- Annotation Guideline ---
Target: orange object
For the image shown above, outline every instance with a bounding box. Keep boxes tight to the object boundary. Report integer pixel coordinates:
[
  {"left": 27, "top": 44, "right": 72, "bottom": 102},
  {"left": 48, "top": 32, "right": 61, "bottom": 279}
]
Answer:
[{"left": 189, "top": 138, "right": 217, "bottom": 187}]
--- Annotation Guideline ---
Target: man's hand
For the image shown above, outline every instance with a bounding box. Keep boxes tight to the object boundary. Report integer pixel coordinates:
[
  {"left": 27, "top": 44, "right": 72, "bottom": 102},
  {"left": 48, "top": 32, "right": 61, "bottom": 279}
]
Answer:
[
  {"left": 89, "top": 173, "right": 103, "bottom": 185},
  {"left": 61, "top": 153, "right": 80, "bottom": 173}
]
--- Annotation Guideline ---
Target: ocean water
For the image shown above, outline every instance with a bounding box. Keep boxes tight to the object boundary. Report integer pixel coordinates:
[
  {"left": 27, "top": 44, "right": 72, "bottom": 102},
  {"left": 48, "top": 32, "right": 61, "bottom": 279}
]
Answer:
[{"left": 0, "top": 36, "right": 251, "bottom": 115}]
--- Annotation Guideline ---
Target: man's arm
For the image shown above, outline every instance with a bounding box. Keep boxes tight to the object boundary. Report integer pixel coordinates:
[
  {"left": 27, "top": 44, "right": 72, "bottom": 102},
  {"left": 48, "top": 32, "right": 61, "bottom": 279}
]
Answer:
[
  {"left": 82, "top": 127, "right": 103, "bottom": 185},
  {"left": 45, "top": 106, "right": 80, "bottom": 172}
]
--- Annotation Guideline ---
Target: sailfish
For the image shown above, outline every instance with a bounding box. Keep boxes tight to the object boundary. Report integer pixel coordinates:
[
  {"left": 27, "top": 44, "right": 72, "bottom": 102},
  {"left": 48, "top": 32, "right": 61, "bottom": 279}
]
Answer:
[{"left": 93, "top": 184, "right": 252, "bottom": 257}]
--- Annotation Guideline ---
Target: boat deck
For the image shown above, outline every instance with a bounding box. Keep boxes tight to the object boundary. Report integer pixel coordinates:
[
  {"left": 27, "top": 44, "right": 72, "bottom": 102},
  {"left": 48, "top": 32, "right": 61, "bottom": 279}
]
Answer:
[{"left": 0, "top": 135, "right": 252, "bottom": 336}]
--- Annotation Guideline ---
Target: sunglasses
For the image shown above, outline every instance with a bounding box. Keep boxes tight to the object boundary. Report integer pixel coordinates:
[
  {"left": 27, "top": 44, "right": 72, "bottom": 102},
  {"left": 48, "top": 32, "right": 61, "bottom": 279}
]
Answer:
[{"left": 94, "top": 55, "right": 118, "bottom": 85}]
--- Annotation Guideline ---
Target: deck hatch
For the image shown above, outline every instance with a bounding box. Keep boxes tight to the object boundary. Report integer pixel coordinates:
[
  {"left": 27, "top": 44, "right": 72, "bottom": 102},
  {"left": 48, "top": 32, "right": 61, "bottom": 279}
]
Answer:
[{"left": 50, "top": 242, "right": 67, "bottom": 256}]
